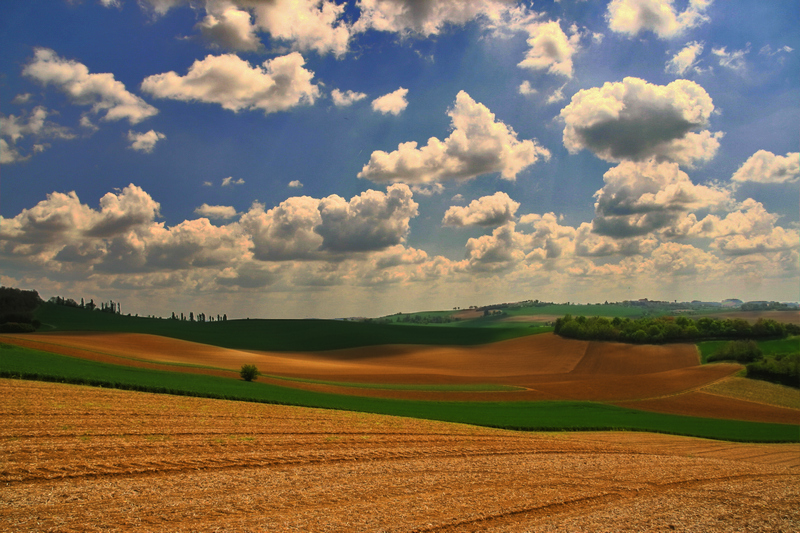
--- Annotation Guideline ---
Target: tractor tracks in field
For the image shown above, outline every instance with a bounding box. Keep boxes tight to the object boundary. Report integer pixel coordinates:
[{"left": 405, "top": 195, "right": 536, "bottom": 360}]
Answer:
[{"left": 410, "top": 472, "right": 795, "bottom": 532}]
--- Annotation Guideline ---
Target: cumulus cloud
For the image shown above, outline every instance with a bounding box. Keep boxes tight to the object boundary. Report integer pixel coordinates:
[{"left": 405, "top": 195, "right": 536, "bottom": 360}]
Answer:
[
  {"left": 359, "top": 90, "right": 550, "bottom": 184},
  {"left": 222, "top": 176, "right": 245, "bottom": 186},
  {"left": 23, "top": 48, "right": 157, "bottom": 124},
  {"left": 240, "top": 184, "right": 419, "bottom": 259},
  {"left": 442, "top": 192, "right": 520, "bottom": 227},
  {"left": 560, "top": 77, "right": 720, "bottom": 166},
  {"left": 606, "top": 0, "right": 712, "bottom": 39},
  {"left": 240, "top": 196, "right": 323, "bottom": 261},
  {"left": 371, "top": 87, "right": 409, "bottom": 115},
  {"left": 517, "top": 20, "right": 580, "bottom": 78},
  {"left": 288, "top": 180, "right": 304, "bottom": 188},
  {"left": 142, "top": 0, "right": 350, "bottom": 56},
  {"left": 0, "top": 106, "right": 75, "bottom": 163},
  {"left": 194, "top": 204, "right": 238, "bottom": 220},
  {"left": 246, "top": 0, "right": 351, "bottom": 56},
  {"left": 666, "top": 41, "right": 704, "bottom": 75},
  {"left": 463, "top": 222, "right": 526, "bottom": 272},
  {"left": 127, "top": 130, "right": 166, "bottom": 153},
  {"left": 197, "top": 4, "right": 262, "bottom": 52},
  {"left": 332, "top": 89, "right": 368, "bottom": 107},
  {"left": 316, "top": 184, "right": 419, "bottom": 252},
  {"left": 141, "top": 52, "right": 320, "bottom": 114},
  {"left": 731, "top": 150, "right": 799, "bottom": 184},
  {"left": 354, "top": 0, "right": 514, "bottom": 36},
  {"left": 592, "top": 159, "right": 731, "bottom": 238}
]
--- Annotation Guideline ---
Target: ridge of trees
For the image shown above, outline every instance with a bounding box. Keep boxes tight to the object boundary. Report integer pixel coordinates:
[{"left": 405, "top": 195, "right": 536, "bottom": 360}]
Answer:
[
  {"left": 554, "top": 314, "right": 800, "bottom": 344},
  {"left": 0, "top": 287, "right": 42, "bottom": 333}
]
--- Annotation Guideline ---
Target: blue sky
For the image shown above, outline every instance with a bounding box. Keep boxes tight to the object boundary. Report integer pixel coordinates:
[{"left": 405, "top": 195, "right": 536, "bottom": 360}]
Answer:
[{"left": 1, "top": 0, "right": 798, "bottom": 319}]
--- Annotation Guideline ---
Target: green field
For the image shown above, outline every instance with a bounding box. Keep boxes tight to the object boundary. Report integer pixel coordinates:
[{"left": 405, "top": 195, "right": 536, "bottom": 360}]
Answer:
[
  {"left": 697, "top": 336, "right": 800, "bottom": 363},
  {"left": 34, "top": 303, "right": 540, "bottom": 351},
  {"left": 1, "top": 343, "right": 796, "bottom": 443}
]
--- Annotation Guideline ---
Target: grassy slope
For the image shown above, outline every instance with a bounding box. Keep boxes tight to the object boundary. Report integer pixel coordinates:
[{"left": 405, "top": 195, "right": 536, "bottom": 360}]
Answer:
[
  {"left": 697, "top": 337, "right": 800, "bottom": 363},
  {"left": 1, "top": 343, "right": 796, "bottom": 443},
  {"left": 34, "top": 303, "right": 539, "bottom": 351}
]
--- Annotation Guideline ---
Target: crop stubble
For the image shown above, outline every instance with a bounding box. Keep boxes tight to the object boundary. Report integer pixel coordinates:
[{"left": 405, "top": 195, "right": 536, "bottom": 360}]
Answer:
[{"left": 2, "top": 379, "right": 798, "bottom": 532}]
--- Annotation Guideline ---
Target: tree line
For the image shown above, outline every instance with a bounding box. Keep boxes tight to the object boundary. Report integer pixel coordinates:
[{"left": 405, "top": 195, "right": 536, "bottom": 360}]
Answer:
[
  {"left": 0, "top": 286, "right": 42, "bottom": 332},
  {"left": 554, "top": 314, "right": 800, "bottom": 344}
]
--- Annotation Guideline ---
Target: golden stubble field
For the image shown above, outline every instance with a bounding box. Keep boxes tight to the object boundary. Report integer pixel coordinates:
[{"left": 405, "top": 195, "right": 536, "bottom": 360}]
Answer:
[{"left": 2, "top": 379, "right": 799, "bottom": 532}]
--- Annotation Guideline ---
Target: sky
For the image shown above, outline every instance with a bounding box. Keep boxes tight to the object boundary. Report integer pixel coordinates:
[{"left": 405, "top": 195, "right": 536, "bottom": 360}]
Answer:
[{"left": 0, "top": 0, "right": 798, "bottom": 319}]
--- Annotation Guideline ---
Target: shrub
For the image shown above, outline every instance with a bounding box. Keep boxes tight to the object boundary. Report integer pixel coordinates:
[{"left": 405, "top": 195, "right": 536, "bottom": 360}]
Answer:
[
  {"left": 747, "top": 354, "right": 800, "bottom": 388},
  {"left": 0, "top": 322, "right": 36, "bottom": 333},
  {"left": 240, "top": 364, "right": 259, "bottom": 382}
]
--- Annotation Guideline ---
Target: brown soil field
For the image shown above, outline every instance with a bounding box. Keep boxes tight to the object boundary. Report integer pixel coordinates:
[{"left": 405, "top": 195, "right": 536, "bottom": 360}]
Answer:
[
  {"left": 2, "top": 379, "right": 798, "bottom": 533},
  {"left": 5, "top": 332, "right": 798, "bottom": 424}
]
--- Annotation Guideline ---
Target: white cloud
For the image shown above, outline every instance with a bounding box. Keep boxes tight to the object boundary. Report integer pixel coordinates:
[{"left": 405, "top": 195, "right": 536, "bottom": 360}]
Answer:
[
  {"left": 316, "top": 184, "right": 419, "bottom": 252},
  {"left": 239, "top": 184, "right": 419, "bottom": 260},
  {"left": 288, "top": 180, "right": 304, "bottom": 188},
  {"left": 371, "top": 87, "right": 409, "bottom": 115},
  {"left": 463, "top": 222, "right": 526, "bottom": 272},
  {"left": 517, "top": 20, "right": 580, "bottom": 78},
  {"left": 0, "top": 139, "right": 27, "bottom": 164},
  {"left": 222, "top": 176, "right": 245, "bottom": 186},
  {"left": 127, "top": 130, "right": 166, "bottom": 153},
  {"left": 23, "top": 48, "right": 157, "bottom": 124},
  {"left": 518, "top": 81, "right": 537, "bottom": 95},
  {"left": 410, "top": 183, "right": 444, "bottom": 196},
  {"left": 141, "top": 52, "right": 320, "bottom": 114},
  {"left": 194, "top": 204, "right": 239, "bottom": 220},
  {"left": 546, "top": 84, "right": 567, "bottom": 104},
  {"left": 240, "top": 196, "right": 323, "bottom": 261},
  {"left": 247, "top": 0, "right": 351, "bottom": 57},
  {"left": 332, "top": 89, "right": 368, "bottom": 107},
  {"left": 197, "top": 5, "right": 262, "bottom": 52},
  {"left": 442, "top": 192, "right": 520, "bottom": 227},
  {"left": 731, "top": 150, "right": 799, "bottom": 184},
  {"left": 0, "top": 106, "right": 75, "bottom": 163},
  {"left": 560, "top": 77, "right": 720, "bottom": 166},
  {"left": 606, "top": 0, "right": 712, "bottom": 39},
  {"left": 359, "top": 90, "right": 550, "bottom": 184},
  {"left": 12, "top": 93, "right": 32, "bottom": 105},
  {"left": 592, "top": 159, "right": 731, "bottom": 238},
  {"left": 712, "top": 45, "right": 748, "bottom": 71},
  {"left": 141, "top": 0, "right": 351, "bottom": 56},
  {"left": 354, "top": 0, "right": 515, "bottom": 36},
  {"left": 666, "top": 41, "right": 704, "bottom": 75}
]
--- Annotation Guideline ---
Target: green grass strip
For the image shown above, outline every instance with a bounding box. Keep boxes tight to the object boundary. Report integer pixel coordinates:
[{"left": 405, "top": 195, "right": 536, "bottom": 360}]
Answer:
[
  {"left": 1, "top": 344, "right": 797, "bottom": 443},
  {"left": 266, "top": 375, "right": 525, "bottom": 392}
]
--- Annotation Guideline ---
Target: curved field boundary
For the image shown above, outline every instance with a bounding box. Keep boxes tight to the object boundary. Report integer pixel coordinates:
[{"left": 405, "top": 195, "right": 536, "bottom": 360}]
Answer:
[{"left": 1, "top": 343, "right": 797, "bottom": 442}]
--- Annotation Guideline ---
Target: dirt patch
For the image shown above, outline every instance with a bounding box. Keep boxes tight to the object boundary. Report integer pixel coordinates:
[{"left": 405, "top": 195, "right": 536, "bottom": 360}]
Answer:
[
  {"left": 570, "top": 341, "right": 699, "bottom": 375},
  {"left": 2, "top": 379, "right": 798, "bottom": 533},
  {"left": 615, "top": 391, "right": 800, "bottom": 425}
]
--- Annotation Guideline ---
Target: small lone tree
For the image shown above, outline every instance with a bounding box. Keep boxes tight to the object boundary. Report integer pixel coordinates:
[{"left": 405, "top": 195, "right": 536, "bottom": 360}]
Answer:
[{"left": 240, "top": 364, "right": 259, "bottom": 382}]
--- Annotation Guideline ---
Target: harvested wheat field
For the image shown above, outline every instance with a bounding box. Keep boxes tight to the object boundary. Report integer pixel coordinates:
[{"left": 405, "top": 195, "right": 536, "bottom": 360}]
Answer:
[{"left": 2, "top": 379, "right": 799, "bottom": 533}]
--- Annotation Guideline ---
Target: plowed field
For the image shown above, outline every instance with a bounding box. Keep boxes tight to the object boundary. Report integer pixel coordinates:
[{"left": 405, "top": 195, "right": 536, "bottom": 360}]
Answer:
[
  {"left": 2, "top": 379, "right": 798, "bottom": 533},
  {"left": 4, "top": 331, "right": 798, "bottom": 424}
]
